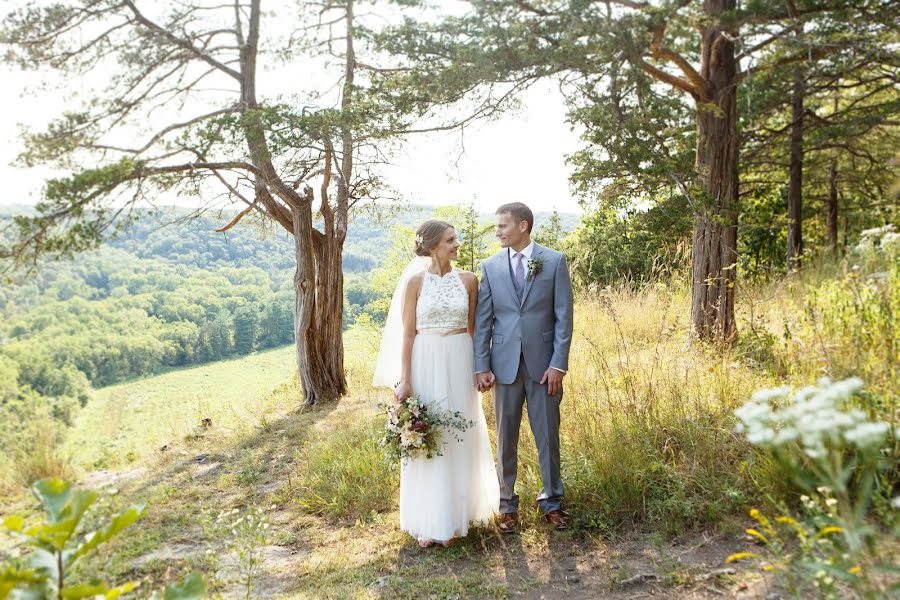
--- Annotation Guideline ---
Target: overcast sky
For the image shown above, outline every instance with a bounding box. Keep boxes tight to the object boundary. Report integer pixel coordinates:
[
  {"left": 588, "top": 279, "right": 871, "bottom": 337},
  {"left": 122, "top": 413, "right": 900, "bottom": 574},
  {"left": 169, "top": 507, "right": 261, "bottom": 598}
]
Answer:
[{"left": 0, "top": 5, "right": 585, "bottom": 216}]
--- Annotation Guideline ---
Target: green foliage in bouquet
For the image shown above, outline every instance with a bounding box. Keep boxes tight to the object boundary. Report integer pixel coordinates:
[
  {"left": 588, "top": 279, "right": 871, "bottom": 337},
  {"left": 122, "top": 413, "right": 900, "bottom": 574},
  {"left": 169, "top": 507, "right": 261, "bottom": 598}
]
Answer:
[
  {"left": 378, "top": 395, "right": 473, "bottom": 463},
  {"left": 0, "top": 478, "right": 206, "bottom": 599}
]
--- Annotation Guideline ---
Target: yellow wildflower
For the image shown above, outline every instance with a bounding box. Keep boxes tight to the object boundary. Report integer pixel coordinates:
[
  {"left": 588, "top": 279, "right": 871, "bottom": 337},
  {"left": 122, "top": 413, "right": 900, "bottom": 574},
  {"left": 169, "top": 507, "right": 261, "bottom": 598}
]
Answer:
[
  {"left": 745, "top": 528, "right": 769, "bottom": 544},
  {"left": 848, "top": 565, "right": 862, "bottom": 575},
  {"left": 817, "top": 526, "right": 844, "bottom": 537},
  {"left": 776, "top": 516, "right": 807, "bottom": 540},
  {"left": 749, "top": 508, "right": 774, "bottom": 535},
  {"left": 726, "top": 552, "right": 759, "bottom": 563},
  {"left": 762, "top": 564, "right": 775, "bottom": 572}
]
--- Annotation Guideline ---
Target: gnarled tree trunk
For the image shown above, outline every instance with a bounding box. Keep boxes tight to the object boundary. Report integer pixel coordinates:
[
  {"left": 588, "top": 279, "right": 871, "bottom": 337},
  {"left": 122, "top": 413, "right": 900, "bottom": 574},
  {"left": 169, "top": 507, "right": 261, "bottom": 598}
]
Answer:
[
  {"left": 690, "top": 0, "right": 739, "bottom": 341},
  {"left": 291, "top": 187, "right": 325, "bottom": 403}
]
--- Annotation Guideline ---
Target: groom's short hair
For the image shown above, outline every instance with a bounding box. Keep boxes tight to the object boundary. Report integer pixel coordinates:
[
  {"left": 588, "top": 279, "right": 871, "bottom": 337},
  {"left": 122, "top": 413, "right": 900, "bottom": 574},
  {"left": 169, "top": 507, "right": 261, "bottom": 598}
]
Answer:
[{"left": 496, "top": 202, "right": 534, "bottom": 233}]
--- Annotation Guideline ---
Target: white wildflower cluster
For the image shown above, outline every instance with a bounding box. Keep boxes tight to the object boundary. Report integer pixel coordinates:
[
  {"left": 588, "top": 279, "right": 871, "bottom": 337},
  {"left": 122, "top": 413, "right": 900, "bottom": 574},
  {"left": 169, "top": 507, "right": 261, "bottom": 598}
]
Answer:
[
  {"left": 854, "top": 224, "right": 898, "bottom": 253},
  {"left": 734, "top": 377, "right": 893, "bottom": 458}
]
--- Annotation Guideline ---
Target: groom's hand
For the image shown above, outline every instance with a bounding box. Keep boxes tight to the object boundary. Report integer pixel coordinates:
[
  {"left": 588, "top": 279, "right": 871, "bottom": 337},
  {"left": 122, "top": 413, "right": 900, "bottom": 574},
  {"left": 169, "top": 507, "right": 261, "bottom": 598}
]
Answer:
[
  {"left": 476, "top": 371, "right": 495, "bottom": 392},
  {"left": 540, "top": 368, "right": 565, "bottom": 396}
]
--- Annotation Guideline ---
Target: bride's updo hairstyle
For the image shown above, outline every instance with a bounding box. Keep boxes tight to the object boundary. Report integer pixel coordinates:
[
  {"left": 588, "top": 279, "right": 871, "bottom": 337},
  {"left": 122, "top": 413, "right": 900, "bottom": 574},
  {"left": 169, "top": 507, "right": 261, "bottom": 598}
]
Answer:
[{"left": 414, "top": 219, "right": 454, "bottom": 257}]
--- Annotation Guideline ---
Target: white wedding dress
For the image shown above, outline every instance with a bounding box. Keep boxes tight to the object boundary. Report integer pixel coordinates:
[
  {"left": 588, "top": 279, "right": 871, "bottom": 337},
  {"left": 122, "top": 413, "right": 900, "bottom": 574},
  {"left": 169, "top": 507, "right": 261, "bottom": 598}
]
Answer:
[{"left": 399, "top": 268, "right": 499, "bottom": 542}]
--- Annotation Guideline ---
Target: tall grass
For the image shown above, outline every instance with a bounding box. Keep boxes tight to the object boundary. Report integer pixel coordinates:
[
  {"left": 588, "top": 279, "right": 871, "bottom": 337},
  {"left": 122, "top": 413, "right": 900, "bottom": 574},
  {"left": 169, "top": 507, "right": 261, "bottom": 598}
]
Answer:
[
  {"left": 295, "top": 246, "right": 896, "bottom": 533},
  {"left": 293, "top": 415, "right": 396, "bottom": 521},
  {"left": 512, "top": 284, "right": 768, "bottom": 533},
  {"left": 11, "top": 419, "right": 78, "bottom": 487}
]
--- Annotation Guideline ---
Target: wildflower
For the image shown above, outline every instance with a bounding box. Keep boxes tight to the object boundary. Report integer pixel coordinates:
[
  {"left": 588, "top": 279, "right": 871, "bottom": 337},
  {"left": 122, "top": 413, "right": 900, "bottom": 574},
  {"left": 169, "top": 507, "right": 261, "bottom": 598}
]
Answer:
[
  {"left": 848, "top": 565, "right": 862, "bottom": 575},
  {"left": 776, "top": 516, "right": 807, "bottom": 540},
  {"left": 749, "top": 509, "right": 774, "bottom": 535},
  {"left": 892, "top": 497, "right": 900, "bottom": 509},
  {"left": 725, "top": 552, "right": 758, "bottom": 563},
  {"left": 745, "top": 529, "right": 769, "bottom": 544},
  {"left": 750, "top": 386, "right": 791, "bottom": 403},
  {"left": 843, "top": 422, "right": 891, "bottom": 448},
  {"left": 817, "top": 526, "right": 844, "bottom": 537},
  {"left": 824, "top": 498, "right": 838, "bottom": 508}
]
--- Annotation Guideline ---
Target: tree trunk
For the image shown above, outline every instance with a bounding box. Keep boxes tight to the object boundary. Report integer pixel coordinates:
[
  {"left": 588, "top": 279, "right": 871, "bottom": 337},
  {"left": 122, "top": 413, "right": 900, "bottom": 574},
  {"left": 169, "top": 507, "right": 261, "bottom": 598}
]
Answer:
[
  {"left": 827, "top": 92, "right": 840, "bottom": 256},
  {"left": 827, "top": 158, "right": 840, "bottom": 256},
  {"left": 292, "top": 188, "right": 325, "bottom": 403},
  {"left": 312, "top": 234, "right": 348, "bottom": 399},
  {"left": 240, "top": 0, "right": 347, "bottom": 405},
  {"left": 690, "top": 0, "right": 739, "bottom": 341},
  {"left": 787, "top": 67, "right": 804, "bottom": 272}
]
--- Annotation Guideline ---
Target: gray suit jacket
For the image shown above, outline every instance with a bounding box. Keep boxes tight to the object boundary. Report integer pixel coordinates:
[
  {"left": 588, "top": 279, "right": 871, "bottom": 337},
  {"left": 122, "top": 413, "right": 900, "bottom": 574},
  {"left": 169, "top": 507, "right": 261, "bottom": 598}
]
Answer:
[{"left": 474, "top": 243, "right": 574, "bottom": 384}]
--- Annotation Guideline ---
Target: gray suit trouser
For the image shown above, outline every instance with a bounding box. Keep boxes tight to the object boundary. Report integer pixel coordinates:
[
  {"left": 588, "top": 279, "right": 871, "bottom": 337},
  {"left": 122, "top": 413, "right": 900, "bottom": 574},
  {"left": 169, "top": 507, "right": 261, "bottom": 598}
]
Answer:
[{"left": 494, "top": 355, "right": 563, "bottom": 514}]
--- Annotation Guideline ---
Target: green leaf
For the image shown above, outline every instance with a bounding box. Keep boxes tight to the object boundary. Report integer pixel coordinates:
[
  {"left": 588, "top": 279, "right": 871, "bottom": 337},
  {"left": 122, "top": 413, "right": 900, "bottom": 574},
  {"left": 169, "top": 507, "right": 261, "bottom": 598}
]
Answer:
[
  {"left": 61, "top": 582, "right": 109, "bottom": 599},
  {"left": 56, "top": 581, "right": 137, "bottom": 600},
  {"left": 72, "top": 504, "right": 147, "bottom": 561},
  {"left": 104, "top": 582, "right": 138, "bottom": 599},
  {"left": 2, "top": 515, "right": 24, "bottom": 532},
  {"left": 26, "top": 547, "right": 58, "bottom": 581},
  {"left": 163, "top": 573, "right": 207, "bottom": 600},
  {"left": 0, "top": 566, "right": 46, "bottom": 600},
  {"left": 31, "top": 479, "right": 73, "bottom": 522},
  {"left": 28, "top": 480, "right": 97, "bottom": 552}
]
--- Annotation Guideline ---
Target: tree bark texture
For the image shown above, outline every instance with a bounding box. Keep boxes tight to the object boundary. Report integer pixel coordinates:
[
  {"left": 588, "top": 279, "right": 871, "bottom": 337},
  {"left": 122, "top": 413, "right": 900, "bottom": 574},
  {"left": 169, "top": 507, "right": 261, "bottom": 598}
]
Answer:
[
  {"left": 827, "top": 92, "right": 840, "bottom": 256},
  {"left": 828, "top": 157, "right": 839, "bottom": 256},
  {"left": 690, "top": 0, "right": 739, "bottom": 341},
  {"left": 787, "top": 67, "right": 805, "bottom": 272}
]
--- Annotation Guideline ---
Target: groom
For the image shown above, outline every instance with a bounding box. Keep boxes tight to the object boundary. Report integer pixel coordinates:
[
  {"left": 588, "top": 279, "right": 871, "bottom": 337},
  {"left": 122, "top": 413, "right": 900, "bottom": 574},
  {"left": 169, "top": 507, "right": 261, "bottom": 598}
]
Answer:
[{"left": 474, "top": 202, "right": 574, "bottom": 532}]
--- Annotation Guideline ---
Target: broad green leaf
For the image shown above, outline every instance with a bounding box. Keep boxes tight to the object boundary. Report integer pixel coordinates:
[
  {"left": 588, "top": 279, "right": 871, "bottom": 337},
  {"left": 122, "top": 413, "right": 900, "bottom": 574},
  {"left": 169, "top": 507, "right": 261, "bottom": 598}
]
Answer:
[
  {"left": 104, "top": 582, "right": 138, "bottom": 599},
  {"left": 2, "top": 515, "right": 24, "bottom": 532},
  {"left": 28, "top": 481, "right": 96, "bottom": 551},
  {"left": 72, "top": 504, "right": 147, "bottom": 561},
  {"left": 31, "top": 479, "right": 73, "bottom": 522},
  {"left": 163, "top": 573, "right": 207, "bottom": 600},
  {"left": 0, "top": 566, "right": 44, "bottom": 600},
  {"left": 61, "top": 581, "right": 109, "bottom": 599},
  {"left": 26, "top": 547, "right": 58, "bottom": 581}
]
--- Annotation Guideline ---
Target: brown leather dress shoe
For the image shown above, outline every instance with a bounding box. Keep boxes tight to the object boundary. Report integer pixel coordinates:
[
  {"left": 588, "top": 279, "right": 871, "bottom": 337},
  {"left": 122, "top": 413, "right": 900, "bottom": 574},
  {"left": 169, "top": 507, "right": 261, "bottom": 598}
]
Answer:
[
  {"left": 544, "top": 510, "right": 570, "bottom": 531},
  {"left": 497, "top": 512, "right": 519, "bottom": 533}
]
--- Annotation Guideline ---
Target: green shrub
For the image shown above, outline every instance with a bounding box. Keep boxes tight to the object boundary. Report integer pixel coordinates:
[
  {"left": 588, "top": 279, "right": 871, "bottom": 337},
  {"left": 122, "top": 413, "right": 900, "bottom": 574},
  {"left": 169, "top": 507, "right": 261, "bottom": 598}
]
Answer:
[{"left": 0, "top": 478, "right": 207, "bottom": 599}]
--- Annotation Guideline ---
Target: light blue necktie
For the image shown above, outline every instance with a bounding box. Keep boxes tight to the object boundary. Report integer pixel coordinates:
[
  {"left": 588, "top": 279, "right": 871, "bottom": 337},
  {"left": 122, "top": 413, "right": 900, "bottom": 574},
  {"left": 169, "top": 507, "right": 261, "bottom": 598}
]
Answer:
[{"left": 514, "top": 252, "right": 526, "bottom": 291}]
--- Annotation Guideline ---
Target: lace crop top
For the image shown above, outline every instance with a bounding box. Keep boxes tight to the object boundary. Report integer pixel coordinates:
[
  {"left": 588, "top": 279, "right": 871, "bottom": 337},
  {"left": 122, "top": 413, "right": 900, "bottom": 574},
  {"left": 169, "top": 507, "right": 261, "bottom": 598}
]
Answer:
[{"left": 416, "top": 269, "right": 469, "bottom": 330}]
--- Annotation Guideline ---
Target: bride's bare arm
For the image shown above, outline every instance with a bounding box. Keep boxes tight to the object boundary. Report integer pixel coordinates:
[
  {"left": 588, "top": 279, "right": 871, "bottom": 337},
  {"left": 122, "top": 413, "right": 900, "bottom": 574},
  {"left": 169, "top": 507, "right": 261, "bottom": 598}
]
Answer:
[{"left": 395, "top": 273, "right": 422, "bottom": 400}]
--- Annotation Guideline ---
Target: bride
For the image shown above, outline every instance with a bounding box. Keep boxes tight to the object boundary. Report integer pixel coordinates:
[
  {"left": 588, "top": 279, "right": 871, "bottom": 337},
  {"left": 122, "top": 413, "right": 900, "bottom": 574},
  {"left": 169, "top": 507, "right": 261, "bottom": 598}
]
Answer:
[{"left": 373, "top": 219, "right": 499, "bottom": 547}]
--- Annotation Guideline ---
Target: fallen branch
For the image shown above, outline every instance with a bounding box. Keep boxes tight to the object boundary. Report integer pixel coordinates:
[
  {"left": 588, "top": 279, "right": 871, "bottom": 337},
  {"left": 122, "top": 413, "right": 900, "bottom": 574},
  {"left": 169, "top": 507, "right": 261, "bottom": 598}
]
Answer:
[{"left": 618, "top": 573, "right": 659, "bottom": 586}]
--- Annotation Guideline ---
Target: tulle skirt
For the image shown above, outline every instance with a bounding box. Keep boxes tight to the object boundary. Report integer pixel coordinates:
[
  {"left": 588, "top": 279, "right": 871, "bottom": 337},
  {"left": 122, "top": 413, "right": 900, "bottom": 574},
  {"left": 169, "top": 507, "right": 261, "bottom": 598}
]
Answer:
[{"left": 399, "top": 332, "right": 500, "bottom": 542}]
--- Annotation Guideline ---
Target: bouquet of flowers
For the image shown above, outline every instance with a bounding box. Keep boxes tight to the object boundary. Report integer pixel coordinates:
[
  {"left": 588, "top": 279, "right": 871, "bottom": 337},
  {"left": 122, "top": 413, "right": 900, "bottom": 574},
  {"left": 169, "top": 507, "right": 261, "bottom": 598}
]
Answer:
[{"left": 379, "top": 395, "right": 474, "bottom": 462}]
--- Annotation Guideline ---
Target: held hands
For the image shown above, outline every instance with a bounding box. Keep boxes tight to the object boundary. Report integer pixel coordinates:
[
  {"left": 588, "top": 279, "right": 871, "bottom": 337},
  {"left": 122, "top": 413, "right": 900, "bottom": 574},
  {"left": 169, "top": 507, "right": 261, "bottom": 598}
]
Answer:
[
  {"left": 540, "top": 368, "right": 565, "bottom": 396},
  {"left": 475, "top": 371, "right": 495, "bottom": 393},
  {"left": 394, "top": 380, "right": 412, "bottom": 402}
]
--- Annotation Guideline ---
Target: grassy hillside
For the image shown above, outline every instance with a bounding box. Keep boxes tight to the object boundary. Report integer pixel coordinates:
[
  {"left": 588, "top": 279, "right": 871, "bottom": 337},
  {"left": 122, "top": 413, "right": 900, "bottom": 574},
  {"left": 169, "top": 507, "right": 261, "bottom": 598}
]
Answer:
[{"left": 66, "top": 345, "right": 298, "bottom": 471}]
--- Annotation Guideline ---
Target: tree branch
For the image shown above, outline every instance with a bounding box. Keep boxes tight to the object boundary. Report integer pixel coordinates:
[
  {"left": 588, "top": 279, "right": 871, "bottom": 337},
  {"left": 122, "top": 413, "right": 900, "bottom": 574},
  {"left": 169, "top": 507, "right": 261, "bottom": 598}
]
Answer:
[
  {"left": 123, "top": 0, "right": 242, "bottom": 81},
  {"left": 639, "top": 59, "right": 701, "bottom": 98}
]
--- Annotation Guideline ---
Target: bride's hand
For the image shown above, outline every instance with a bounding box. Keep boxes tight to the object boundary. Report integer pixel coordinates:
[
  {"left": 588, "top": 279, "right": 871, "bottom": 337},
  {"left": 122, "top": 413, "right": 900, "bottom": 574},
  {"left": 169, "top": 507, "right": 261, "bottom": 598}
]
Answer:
[{"left": 394, "top": 380, "right": 412, "bottom": 402}]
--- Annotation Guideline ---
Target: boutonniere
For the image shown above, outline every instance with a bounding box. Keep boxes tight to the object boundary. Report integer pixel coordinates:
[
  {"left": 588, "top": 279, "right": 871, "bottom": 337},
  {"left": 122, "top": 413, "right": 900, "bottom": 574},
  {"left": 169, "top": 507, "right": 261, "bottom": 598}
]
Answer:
[{"left": 526, "top": 257, "right": 544, "bottom": 281}]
